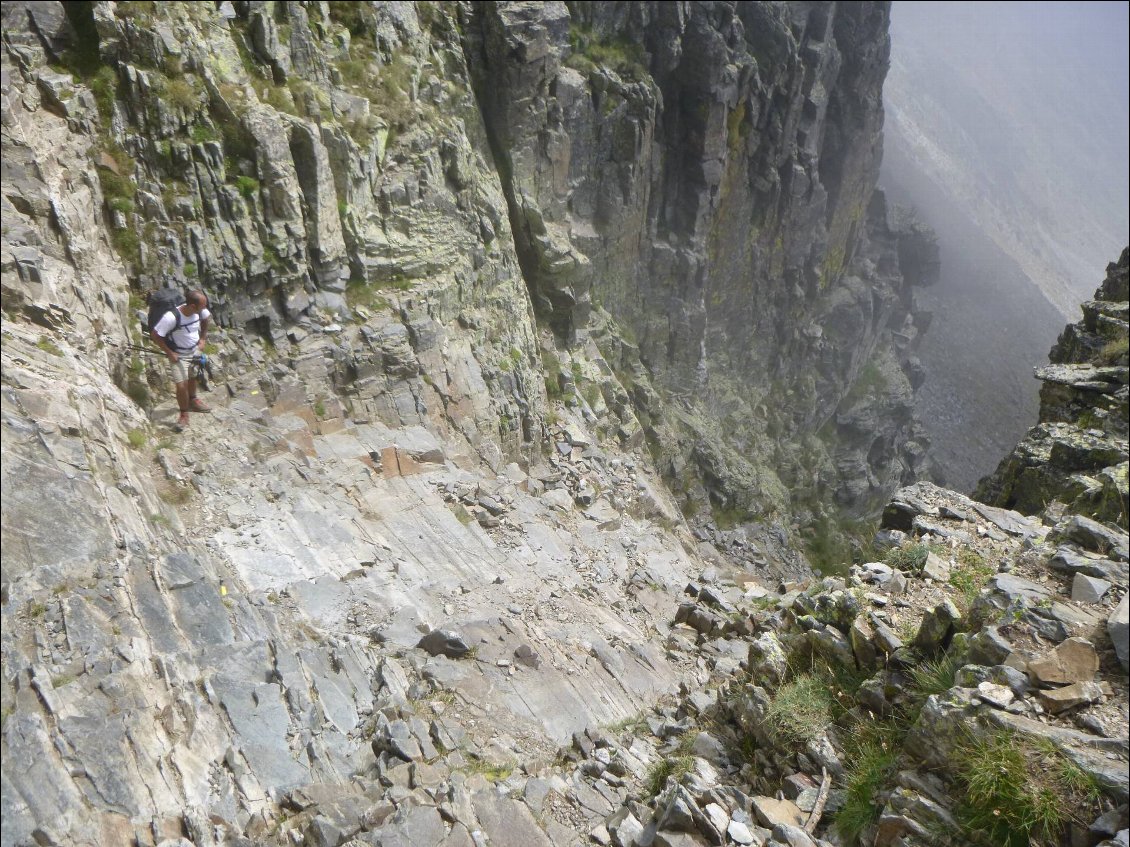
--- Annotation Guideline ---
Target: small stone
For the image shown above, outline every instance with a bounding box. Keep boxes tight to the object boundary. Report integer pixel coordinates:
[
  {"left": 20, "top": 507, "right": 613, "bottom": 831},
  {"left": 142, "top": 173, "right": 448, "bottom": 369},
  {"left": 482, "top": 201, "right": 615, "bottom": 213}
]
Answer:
[
  {"left": 1037, "top": 681, "right": 1104, "bottom": 714},
  {"left": 1028, "top": 637, "right": 1099, "bottom": 685},
  {"left": 1071, "top": 573, "right": 1112, "bottom": 604},
  {"left": 607, "top": 807, "right": 644, "bottom": 847},
  {"left": 728, "top": 820, "right": 755, "bottom": 845},
  {"left": 859, "top": 562, "right": 894, "bottom": 585},
  {"left": 976, "top": 681, "right": 1015, "bottom": 709},
  {"left": 514, "top": 643, "right": 541, "bottom": 669},
  {"left": 922, "top": 552, "right": 951, "bottom": 582},
  {"left": 417, "top": 629, "right": 472, "bottom": 659},
  {"left": 589, "top": 823, "right": 611, "bottom": 846},
  {"left": 886, "top": 571, "right": 908, "bottom": 596},
  {"left": 702, "top": 802, "right": 729, "bottom": 834},
  {"left": 751, "top": 796, "right": 805, "bottom": 830}
]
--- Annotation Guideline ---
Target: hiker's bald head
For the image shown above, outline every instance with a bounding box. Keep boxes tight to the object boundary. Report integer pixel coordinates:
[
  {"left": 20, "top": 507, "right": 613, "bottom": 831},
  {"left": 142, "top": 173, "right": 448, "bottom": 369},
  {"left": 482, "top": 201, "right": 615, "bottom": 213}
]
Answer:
[{"left": 186, "top": 290, "right": 208, "bottom": 311}]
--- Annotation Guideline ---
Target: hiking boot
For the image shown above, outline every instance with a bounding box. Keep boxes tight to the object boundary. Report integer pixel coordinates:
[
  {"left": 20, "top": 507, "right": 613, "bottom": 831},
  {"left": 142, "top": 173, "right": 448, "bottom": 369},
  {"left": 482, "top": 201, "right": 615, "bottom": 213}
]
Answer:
[
  {"left": 176, "top": 411, "right": 190, "bottom": 429},
  {"left": 188, "top": 398, "right": 211, "bottom": 413}
]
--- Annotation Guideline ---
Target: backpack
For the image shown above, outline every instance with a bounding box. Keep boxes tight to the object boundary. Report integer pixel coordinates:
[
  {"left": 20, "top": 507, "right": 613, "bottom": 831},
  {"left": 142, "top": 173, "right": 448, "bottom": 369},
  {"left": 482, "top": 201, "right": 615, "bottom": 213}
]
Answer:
[{"left": 145, "top": 286, "right": 185, "bottom": 346}]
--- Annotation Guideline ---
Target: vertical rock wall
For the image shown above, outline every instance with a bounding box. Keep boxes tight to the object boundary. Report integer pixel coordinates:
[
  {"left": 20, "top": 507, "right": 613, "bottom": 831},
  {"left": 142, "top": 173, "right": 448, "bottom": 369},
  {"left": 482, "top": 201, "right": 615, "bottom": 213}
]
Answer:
[{"left": 465, "top": 1, "right": 932, "bottom": 554}]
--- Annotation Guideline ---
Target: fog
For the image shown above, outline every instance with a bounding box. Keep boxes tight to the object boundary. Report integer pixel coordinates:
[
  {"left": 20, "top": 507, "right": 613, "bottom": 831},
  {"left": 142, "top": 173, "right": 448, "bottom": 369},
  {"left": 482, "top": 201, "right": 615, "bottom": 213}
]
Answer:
[{"left": 880, "top": 1, "right": 1130, "bottom": 492}]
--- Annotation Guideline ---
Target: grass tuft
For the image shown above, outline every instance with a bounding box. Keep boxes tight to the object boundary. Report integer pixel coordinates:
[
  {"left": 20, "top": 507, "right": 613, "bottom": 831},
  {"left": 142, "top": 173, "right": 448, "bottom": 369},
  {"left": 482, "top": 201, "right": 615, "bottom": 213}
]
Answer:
[
  {"left": 950, "top": 549, "right": 994, "bottom": 612},
  {"left": 953, "top": 729, "right": 1102, "bottom": 846},
  {"left": 885, "top": 542, "right": 930, "bottom": 572},
  {"left": 646, "top": 755, "right": 694, "bottom": 797},
  {"left": 762, "top": 673, "right": 834, "bottom": 747},
  {"left": 907, "top": 654, "right": 959, "bottom": 699},
  {"left": 835, "top": 721, "right": 903, "bottom": 843}
]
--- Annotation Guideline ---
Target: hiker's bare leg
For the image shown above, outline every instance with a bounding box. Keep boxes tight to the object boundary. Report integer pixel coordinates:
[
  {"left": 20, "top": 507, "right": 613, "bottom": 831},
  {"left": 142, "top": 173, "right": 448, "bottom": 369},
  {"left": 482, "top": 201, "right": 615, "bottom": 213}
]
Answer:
[
  {"left": 187, "top": 377, "right": 197, "bottom": 402},
  {"left": 175, "top": 380, "right": 191, "bottom": 412}
]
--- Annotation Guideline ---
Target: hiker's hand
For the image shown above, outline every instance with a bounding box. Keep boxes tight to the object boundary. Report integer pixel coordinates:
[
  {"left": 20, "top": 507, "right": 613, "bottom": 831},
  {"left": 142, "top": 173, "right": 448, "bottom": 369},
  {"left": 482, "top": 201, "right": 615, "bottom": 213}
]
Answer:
[{"left": 167, "top": 351, "right": 179, "bottom": 363}]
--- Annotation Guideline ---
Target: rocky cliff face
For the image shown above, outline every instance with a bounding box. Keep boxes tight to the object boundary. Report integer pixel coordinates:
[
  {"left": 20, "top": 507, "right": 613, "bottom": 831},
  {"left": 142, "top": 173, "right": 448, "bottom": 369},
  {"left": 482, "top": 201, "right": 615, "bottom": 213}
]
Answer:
[
  {"left": 465, "top": 1, "right": 934, "bottom": 560},
  {"left": 976, "top": 249, "right": 1129, "bottom": 529},
  {"left": 1, "top": 2, "right": 944, "bottom": 845}
]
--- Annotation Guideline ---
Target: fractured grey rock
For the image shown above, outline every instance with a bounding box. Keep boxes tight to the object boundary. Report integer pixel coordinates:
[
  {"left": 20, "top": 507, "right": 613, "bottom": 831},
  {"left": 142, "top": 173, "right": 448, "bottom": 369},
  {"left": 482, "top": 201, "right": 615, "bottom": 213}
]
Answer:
[
  {"left": 418, "top": 629, "right": 472, "bottom": 659},
  {"left": 1110, "top": 594, "right": 1130, "bottom": 672},
  {"left": 913, "top": 599, "right": 961, "bottom": 654},
  {"left": 1051, "top": 546, "right": 1129, "bottom": 585},
  {"left": 1072, "top": 573, "right": 1112, "bottom": 603},
  {"left": 1055, "top": 515, "right": 1129, "bottom": 561}
]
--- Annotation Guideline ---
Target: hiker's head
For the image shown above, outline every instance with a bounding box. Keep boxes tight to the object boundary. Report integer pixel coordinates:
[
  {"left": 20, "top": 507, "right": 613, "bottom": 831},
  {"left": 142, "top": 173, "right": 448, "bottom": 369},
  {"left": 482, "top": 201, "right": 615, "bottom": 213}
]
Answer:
[{"left": 184, "top": 289, "right": 208, "bottom": 314}]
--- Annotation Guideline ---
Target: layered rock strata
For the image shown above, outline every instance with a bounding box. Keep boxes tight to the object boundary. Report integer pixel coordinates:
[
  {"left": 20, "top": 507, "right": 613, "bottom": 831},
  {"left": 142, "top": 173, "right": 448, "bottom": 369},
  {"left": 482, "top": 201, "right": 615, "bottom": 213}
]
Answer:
[{"left": 977, "top": 248, "right": 1129, "bottom": 528}]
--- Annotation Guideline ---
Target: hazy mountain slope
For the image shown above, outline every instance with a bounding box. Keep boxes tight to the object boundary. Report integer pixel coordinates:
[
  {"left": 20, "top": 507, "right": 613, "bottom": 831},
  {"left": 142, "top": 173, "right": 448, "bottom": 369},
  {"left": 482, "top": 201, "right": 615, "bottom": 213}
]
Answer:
[
  {"left": 885, "top": 1, "right": 1129, "bottom": 319},
  {"left": 882, "top": 0, "right": 1130, "bottom": 492},
  {"left": 882, "top": 143, "right": 1064, "bottom": 492}
]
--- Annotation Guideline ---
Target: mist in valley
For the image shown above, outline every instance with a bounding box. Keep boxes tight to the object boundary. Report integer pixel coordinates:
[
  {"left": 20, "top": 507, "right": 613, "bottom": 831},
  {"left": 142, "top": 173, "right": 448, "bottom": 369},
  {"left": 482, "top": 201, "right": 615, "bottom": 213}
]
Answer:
[{"left": 881, "top": 0, "right": 1130, "bottom": 492}]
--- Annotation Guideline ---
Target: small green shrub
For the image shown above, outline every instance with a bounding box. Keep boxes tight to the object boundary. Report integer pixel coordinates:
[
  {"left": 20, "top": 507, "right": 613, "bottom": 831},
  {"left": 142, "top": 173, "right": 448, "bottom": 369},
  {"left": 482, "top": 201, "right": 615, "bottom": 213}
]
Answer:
[
  {"left": 462, "top": 756, "right": 514, "bottom": 783},
  {"left": 313, "top": 399, "right": 327, "bottom": 419},
  {"left": 99, "top": 169, "right": 135, "bottom": 205},
  {"left": 1096, "top": 335, "right": 1128, "bottom": 365},
  {"left": 114, "top": 1, "right": 156, "bottom": 18},
  {"left": 111, "top": 227, "right": 140, "bottom": 264},
  {"left": 108, "top": 196, "right": 134, "bottom": 214},
  {"left": 190, "top": 124, "right": 220, "bottom": 144},
  {"left": 125, "top": 380, "right": 150, "bottom": 407},
  {"left": 164, "top": 77, "right": 199, "bottom": 111},
  {"left": 762, "top": 673, "right": 834, "bottom": 747},
  {"left": 159, "top": 485, "right": 192, "bottom": 505},
  {"left": 126, "top": 428, "right": 146, "bottom": 449},
  {"left": 90, "top": 66, "right": 118, "bottom": 122},
  {"left": 370, "top": 51, "right": 416, "bottom": 130},
  {"left": 542, "top": 349, "right": 564, "bottom": 400},
  {"left": 847, "top": 360, "right": 888, "bottom": 400},
  {"left": 263, "top": 243, "right": 285, "bottom": 270},
  {"left": 234, "top": 175, "right": 259, "bottom": 199},
  {"left": 328, "top": 0, "right": 369, "bottom": 35},
  {"left": 566, "top": 23, "right": 648, "bottom": 82},
  {"left": 344, "top": 278, "right": 393, "bottom": 314}
]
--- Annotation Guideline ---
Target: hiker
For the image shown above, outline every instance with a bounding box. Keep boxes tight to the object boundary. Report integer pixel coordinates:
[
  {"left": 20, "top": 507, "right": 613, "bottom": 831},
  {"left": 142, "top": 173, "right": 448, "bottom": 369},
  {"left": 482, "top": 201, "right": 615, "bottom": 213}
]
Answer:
[{"left": 150, "top": 288, "right": 212, "bottom": 428}]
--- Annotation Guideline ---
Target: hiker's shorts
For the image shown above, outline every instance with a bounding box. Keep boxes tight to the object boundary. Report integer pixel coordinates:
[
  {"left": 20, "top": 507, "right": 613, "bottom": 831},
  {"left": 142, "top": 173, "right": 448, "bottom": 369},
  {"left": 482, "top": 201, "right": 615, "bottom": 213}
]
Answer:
[{"left": 168, "top": 355, "right": 191, "bottom": 384}]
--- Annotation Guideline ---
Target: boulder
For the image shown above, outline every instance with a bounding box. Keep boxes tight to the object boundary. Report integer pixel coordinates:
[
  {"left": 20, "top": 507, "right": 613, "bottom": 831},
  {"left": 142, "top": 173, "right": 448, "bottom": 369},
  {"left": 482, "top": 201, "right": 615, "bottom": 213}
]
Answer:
[
  {"left": 1037, "top": 681, "right": 1104, "bottom": 714},
  {"left": 1054, "top": 515, "right": 1129, "bottom": 561},
  {"left": 921, "top": 552, "right": 950, "bottom": 582},
  {"left": 913, "top": 599, "right": 961, "bottom": 654},
  {"left": 751, "top": 796, "right": 805, "bottom": 830},
  {"left": 967, "top": 627, "right": 1012, "bottom": 666},
  {"left": 1027, "top": 638, "right": 1099, "bottom": 686},
  {"left": 417, "top": 629, "right": 472, "bottom": 659},
  {"left": 1072, "top": 573, "right": 1112, "bottom": 603}
]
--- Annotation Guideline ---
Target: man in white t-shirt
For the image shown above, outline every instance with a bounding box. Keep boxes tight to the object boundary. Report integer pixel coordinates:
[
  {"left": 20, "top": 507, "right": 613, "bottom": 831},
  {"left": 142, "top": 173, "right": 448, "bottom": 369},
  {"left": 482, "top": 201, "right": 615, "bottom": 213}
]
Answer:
[{"left": 150, "top": 289, "right": 212, "bottom": 429}]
